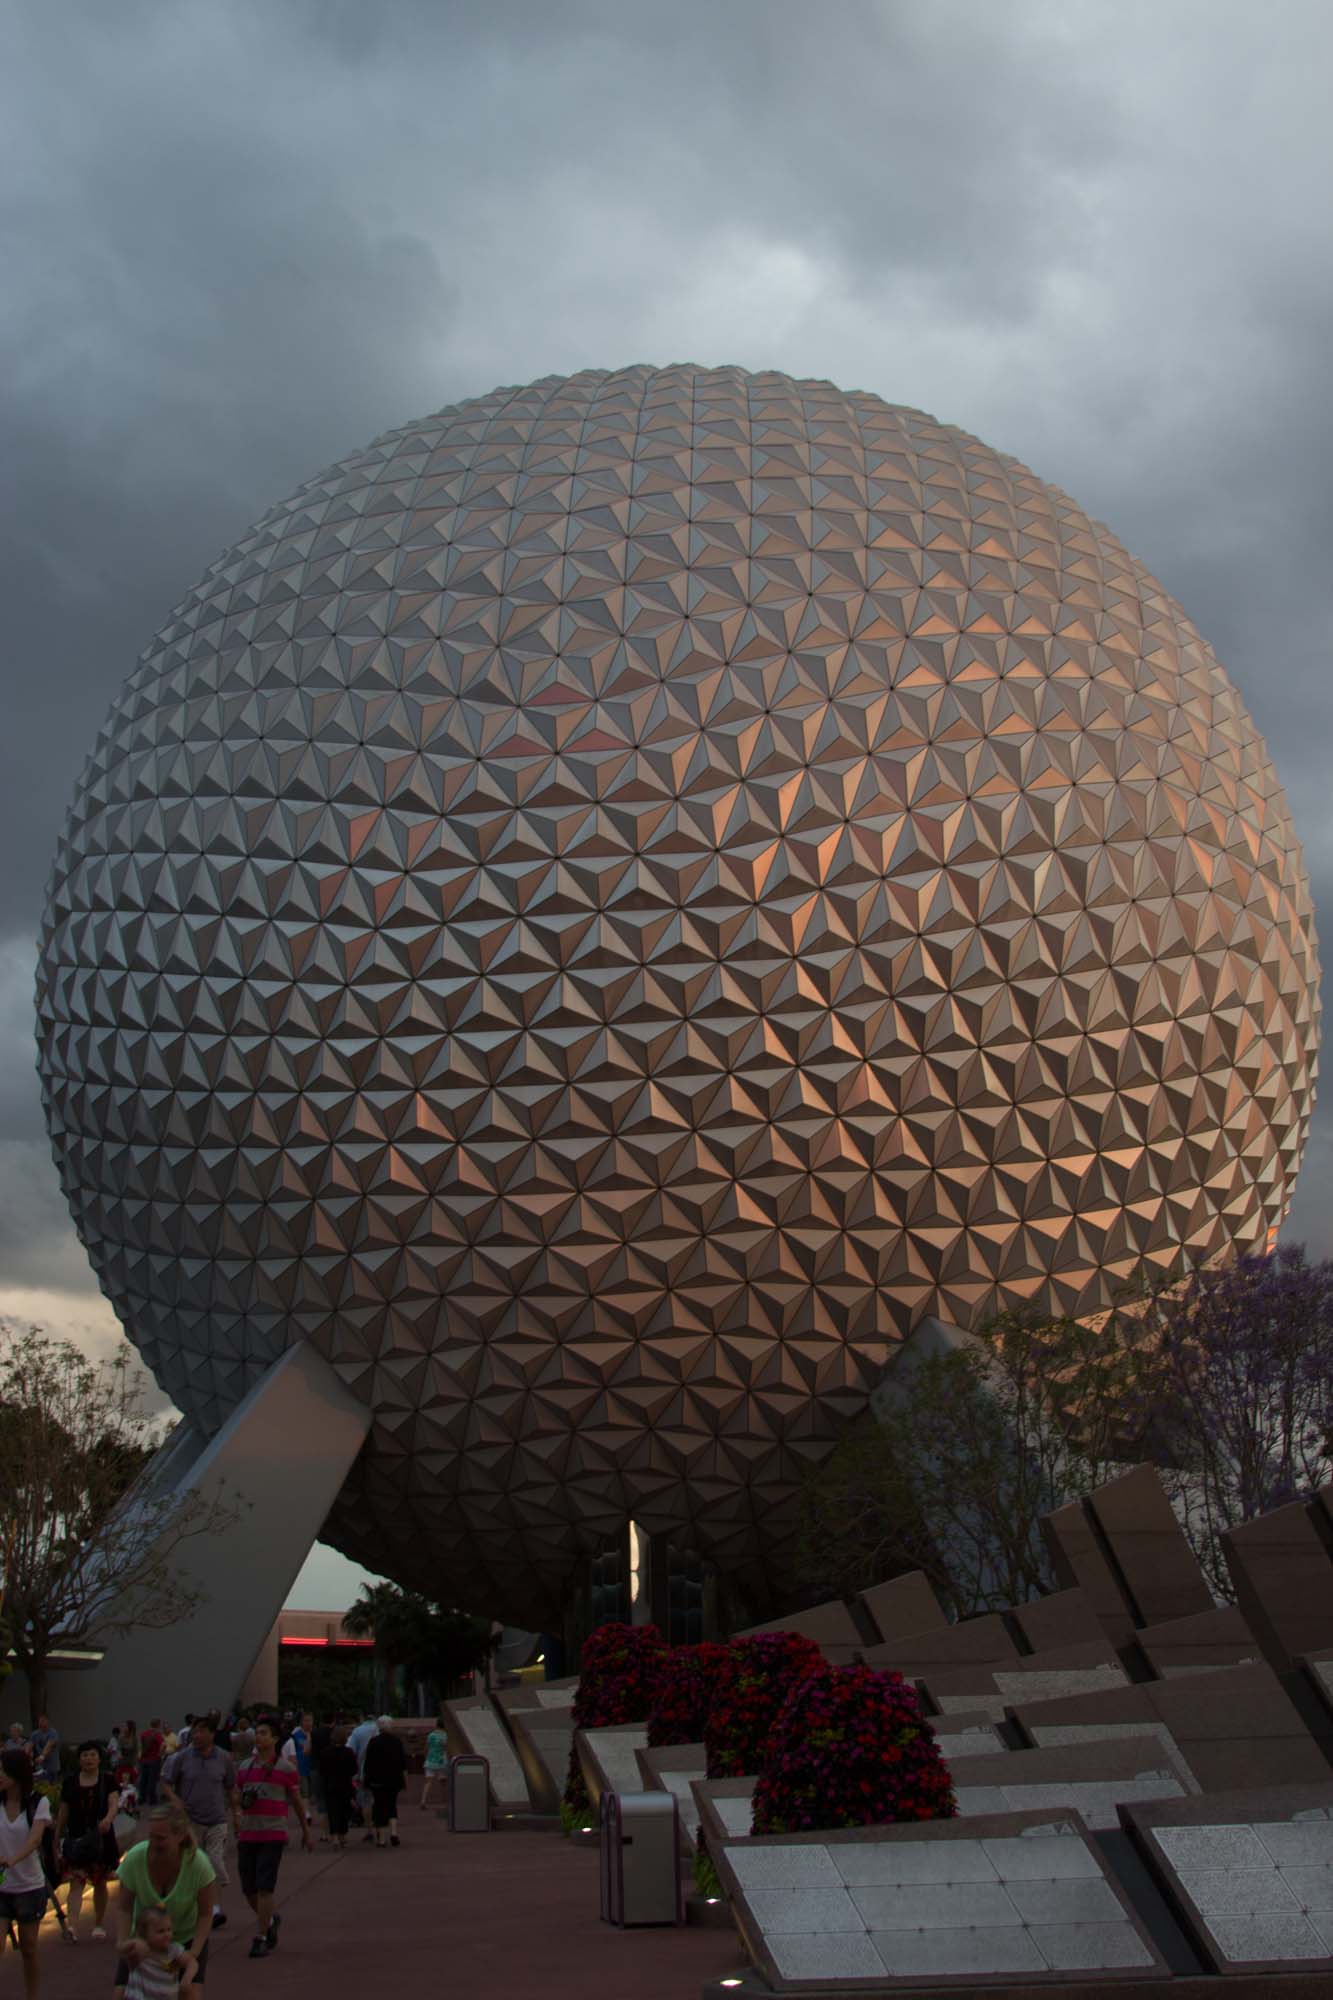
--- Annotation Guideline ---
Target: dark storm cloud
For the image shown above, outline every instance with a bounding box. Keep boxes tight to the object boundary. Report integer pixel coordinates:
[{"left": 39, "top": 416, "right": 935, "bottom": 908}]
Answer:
[{"left": 3, "top": 0, "right": 1331, "bottom": 1345}]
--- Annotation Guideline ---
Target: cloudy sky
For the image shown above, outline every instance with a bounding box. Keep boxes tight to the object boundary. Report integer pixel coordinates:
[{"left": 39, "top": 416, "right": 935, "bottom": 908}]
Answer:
[{"left": 3, "top": 0, "right": 1330, "bottom": 1605}]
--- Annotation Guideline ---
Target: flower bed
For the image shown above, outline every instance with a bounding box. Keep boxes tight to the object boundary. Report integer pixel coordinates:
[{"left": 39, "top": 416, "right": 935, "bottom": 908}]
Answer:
[
  {"left": 562, "top": 1620, "right": 669, "bottom": 1825},
  {"left": 703, "top": 1629, "right": 823, "bottom": 1779},
  {"left": 752, "top": 1663, "right": 957, "bottom": 1834},
  {"left": 646, "top": 1640, "right": 732, "bottom": 1747}
]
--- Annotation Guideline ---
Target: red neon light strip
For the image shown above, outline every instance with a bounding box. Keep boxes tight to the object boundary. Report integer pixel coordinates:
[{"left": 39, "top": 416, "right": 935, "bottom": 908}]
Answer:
[{"left": 278, "top": 1636, "right": 374, "bottom": 1649}]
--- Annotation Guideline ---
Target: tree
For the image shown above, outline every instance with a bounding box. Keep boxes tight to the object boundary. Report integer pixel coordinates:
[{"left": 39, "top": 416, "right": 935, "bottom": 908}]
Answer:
[
  {"left": 1144, "top": 1244, "right": 1333, "bottom": 1594},
  {"left": 341, "top": 1582, "right": 495, "bottom": 1710},
  {"left": 277, "top": 1651, "right": 374, "bottom": 1718},
  {"left": 796, "top": 1305, "right": 1155, "bottom": 1617},
  {"left": 0, "top": 1324, "right": 237, "bottom": 1720}
]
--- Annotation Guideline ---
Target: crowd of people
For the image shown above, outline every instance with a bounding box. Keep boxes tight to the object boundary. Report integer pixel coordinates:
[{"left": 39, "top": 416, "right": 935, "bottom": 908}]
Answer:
[{"left": 0, "top": 1703, "right": 451, "bottom": 1996}]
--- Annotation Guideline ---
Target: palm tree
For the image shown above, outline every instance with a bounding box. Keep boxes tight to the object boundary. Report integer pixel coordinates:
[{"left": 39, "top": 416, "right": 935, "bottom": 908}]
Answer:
[{"left": 342, "top": 1583, "right": 495, "bottom": 1712}]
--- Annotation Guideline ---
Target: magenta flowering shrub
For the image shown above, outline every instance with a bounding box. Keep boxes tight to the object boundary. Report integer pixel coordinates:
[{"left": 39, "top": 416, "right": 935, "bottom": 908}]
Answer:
[
  {"left": 562, "top": 1621, "right": 668, "bottom": 1818},
  {"left": 646, "top": 1640, "right": 732, "bottom": 1748},
  {"left": 752, "top": 1664, "right": 957, "bottom": 1834},
  {"left": 703, "top": 1630, "right": 824, "bottom": 1779}
]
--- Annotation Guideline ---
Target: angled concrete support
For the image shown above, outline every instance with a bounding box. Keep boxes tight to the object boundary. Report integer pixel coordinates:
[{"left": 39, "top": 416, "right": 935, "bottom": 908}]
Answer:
[
  {"left": 51, "top": 1343, "right": 370, "bottom": 1735},
  {"left": 869, "top": 1315, "right": 1025, "bottom": 1611}
]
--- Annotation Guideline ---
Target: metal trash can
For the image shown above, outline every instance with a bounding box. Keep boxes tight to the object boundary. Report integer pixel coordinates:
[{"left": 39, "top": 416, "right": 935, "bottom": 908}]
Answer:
[
  {"left": 448, "top": 1753, "right": 491, "bottom": 1832},
  {"left": 600, "top": 1789, "right": 682, "bottom": 1926}
]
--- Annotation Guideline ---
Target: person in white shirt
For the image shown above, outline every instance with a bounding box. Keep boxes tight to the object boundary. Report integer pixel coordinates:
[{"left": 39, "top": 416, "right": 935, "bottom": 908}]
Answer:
[
  {"left": 0, "top": 1747, "right": 51, "bottom": 1998},
  {"left": 280, "top": 1713, "right": 314, "bottom": 1823},
  {"left": 115, "top": 1903, "right": 198, "bottom": 2000}
]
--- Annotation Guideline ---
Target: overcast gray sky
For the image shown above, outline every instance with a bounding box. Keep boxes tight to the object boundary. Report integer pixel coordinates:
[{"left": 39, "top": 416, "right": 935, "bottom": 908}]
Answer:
[{"left": 3, "top": 0, "right": 1330, "bottom": 1605}]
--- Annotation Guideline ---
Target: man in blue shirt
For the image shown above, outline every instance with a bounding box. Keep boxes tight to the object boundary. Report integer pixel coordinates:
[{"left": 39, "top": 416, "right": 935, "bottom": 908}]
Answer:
[
  {"left": 346, "top": 1714, "right": 377, "bottom": 1770},
  {"left": 28, "top": 1714, "right": 60, "bottom": 1779}
]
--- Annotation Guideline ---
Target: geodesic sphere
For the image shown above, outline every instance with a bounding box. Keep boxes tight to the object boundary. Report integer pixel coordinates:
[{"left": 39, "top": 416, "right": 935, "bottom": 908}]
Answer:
[{"left": 35, "top": 366, "right": 1320, "bottom": 1623}]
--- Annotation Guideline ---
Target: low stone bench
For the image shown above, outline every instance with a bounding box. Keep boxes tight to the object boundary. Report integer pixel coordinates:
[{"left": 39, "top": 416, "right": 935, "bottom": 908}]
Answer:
[
  {"left": 734, "top": 1601, "right": 866, "bottom": 1660},
  {"left": 1123, "top": 1781, "right": 1333, "bottom": 1975},
  {"left": 440, "top": 1695, "right": 530, "bottom": 1814},
  {"left": 714, "top": 1807, "right": 1165, "bottom": 1988},
  {"left": 499, "top": 1698, "right": 574, "bottom": 1814},
  {"left": 575, "top": 1723, "right": 650, "bottom": 1813},
  {"left": 1132, "top": 1604, "right": 1260, "bottom": 1679},
  {"left": 1009, "top": 1587, "right": 1110, "bottom": 1653},
  {"left": 860, "top": 1610, "right": 1021, "bottom": 1674},
  {"left": 1007, "top": 1659, "right": 1326, "bottom": 1792},
  {"left": 930, "top": 1713, "right": 1010, "bottom": 1759},
  {"left": 692, "top": 1776, "right": 757, "bottom": 1850},
  {"left": 855, "top": 1572, "right": 950, "bottom": 1646},
  {"left": 923, "top": 1651, "right": 1131, "bottom": 1723},
  {"left": 1299, "top": 1648, "right": 1333, "bottom": 1725},
  {"left": 499, "top": 1676, "right": 579, "bottom": 1709},
  {"left": 636, "top": 1743, "right": 707, "bottom": 1850},
  {"left": 948, "top": 1734, "right": 1198, "bottom": 1829}
]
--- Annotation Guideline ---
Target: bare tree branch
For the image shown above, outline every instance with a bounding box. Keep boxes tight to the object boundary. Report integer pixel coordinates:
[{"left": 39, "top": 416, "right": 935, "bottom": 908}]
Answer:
[{"left": 0, "top": 1324, "right": 240, "bottom": 1719}]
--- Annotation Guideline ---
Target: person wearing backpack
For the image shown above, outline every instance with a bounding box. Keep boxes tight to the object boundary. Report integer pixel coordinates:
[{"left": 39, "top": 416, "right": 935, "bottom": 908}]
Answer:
[
  {"left": 54, "top": 1739, "right": 121, "bottom": 1940},
  {"left": 0, "top": 1744, "right": 50, "bottom": 1996}
]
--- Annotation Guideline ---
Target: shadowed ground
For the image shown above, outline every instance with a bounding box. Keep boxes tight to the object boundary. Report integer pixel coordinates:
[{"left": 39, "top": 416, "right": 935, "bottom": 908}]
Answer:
[{"left": 30, "top": 1808, "right": 744, "bottom": 1999}]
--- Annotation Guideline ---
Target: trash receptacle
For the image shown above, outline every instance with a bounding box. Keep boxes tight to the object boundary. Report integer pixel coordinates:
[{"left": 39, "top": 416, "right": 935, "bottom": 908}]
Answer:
[
  {"left": 448, "top": 1753, "right": 491, "bottom": 1832},
  {"left": 599, "top": 1789, "right": 681, "bottom": 1926}
]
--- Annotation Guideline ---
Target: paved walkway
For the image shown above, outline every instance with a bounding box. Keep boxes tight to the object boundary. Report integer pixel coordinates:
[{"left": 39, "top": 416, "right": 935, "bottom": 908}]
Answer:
[{"left": 29, "top": 1807, "right": 747, "bottom": 2000}]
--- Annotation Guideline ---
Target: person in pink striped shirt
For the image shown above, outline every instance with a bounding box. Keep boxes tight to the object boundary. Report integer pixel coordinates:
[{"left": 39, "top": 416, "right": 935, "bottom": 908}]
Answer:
[{"left": 235, "top": 1717, "right": 312, "bottom": 1960}]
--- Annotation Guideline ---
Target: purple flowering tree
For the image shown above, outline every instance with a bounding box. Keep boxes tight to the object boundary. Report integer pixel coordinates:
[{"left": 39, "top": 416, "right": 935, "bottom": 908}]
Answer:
[{"left": 1146, "top": 1244, "right": 1333, "bottom": 1592}]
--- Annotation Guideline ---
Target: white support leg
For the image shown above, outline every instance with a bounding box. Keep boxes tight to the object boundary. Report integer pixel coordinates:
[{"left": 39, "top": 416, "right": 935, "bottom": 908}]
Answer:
[{"left": 50, "top": 1343, "right": 370, "bottom": 1733}]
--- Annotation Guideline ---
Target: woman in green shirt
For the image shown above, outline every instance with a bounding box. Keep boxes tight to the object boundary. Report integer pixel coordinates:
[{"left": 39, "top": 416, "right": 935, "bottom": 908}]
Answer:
[
  {"left": 115, "top": 1805, "right": 215, "bottom": 1984},
  {"left": 419, "top": 1713, "right": 449, "bottom": 1812}
]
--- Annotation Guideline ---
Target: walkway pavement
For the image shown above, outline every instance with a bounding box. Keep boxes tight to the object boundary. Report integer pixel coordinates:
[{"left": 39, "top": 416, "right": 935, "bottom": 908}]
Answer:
[{"left": 30, "top": 1807, "right": 748, "bottom": 2000}]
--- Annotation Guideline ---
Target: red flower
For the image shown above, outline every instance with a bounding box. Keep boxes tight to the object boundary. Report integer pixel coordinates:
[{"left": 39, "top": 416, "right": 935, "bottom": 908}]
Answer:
[
  {"left": 703, "top": 1631, "right": 823, "bottom": 1780},
  {"left": 751, "top": 1665, "right": 957, "bottom": 1837},
  {"left": 562, "top": 1621, "right": 669, "bottom": 1815},
  {"left": 647, "top": 1642, "right": 733, "bottom": 1747}
]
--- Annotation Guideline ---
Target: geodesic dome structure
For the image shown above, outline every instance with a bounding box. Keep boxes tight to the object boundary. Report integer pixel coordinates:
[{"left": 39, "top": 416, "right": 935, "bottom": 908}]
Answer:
[{"left": 35, "top": 365, "right": 1320, "bottom": 1621}]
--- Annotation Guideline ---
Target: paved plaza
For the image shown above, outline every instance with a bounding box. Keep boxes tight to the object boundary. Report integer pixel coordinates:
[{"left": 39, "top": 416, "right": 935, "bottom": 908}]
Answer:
[{"left": 30, "top": 1808, "right": 742, "bottom": 1999}]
